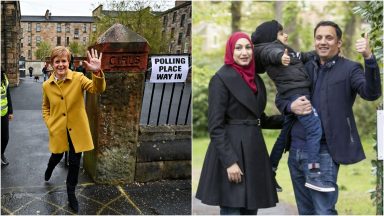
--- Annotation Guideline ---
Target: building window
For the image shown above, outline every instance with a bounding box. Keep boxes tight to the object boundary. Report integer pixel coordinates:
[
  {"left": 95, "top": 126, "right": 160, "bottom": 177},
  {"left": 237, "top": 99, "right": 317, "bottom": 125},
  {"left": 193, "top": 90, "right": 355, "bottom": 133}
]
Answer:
[
  {"left": 28, "top": 50, "right": 32, "bottom": 59},
  {"left": 57, "top": 37, "right": 61, "bottom": 46},
  {"left": 28, "top": 23, "right": 31, "bottom": 32},
  {"left": 178, "top": 33, "right": 183, "bottom": 45},
  {"left": 21, "top": 43, "right": 23, "bottom": 48},
  {"left": 57, "top": 23, "right": 62, "bottom": 32},
  {"left": 74, "top": 28, "right": 79, "bottom": 39},
  {"left": 163, "top": 16, "right": 168, "bottom": 27},
  {"left": 66, "top": 23, "right": 70, "bottom": 33},
  {"left": 172, "top": 12, "right": 177, "bottom": 23},
  {"left": 36, "top": 36, "right": 41, "bottom": 46},
  {"left": 83, "top": 37, "right": 87, "bottom": 45},
  {"left": 36, "top": 23, "right": 41, "bottom": 32},
  {"left": 186, "top": 23, "right": 191, "bottom": 36},
  {"left": 92, "top": 24, "right": 96, "bottom": 32},
  {"left": 66, "top": 37, "right": 70, "bottom": 46},
  {"left": 83, "top": 24, "right": 87, "bottom": 33},
  {"left": 28, "top": 36, "right": 32, "bottom": 46},
  {"left": 180, "top": 14, "right": 185, "bottom": 27},
  {"left": 171, "top": 28, "right": 175, "bottom": 39}
]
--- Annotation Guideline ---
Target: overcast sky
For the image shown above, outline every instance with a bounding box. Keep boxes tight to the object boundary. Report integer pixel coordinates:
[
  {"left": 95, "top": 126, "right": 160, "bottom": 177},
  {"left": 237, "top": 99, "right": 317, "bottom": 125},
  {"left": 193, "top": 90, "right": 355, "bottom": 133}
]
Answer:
[{"left": 20, "top": 0, "right": 175, "bottom": 16}]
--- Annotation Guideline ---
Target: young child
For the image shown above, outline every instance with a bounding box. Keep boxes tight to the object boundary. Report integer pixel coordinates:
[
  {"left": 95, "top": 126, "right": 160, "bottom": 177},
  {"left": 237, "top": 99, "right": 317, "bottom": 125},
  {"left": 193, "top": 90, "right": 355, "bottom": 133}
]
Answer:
[{"left": 251, "top": 20, "right": 335, "bottom": 192}]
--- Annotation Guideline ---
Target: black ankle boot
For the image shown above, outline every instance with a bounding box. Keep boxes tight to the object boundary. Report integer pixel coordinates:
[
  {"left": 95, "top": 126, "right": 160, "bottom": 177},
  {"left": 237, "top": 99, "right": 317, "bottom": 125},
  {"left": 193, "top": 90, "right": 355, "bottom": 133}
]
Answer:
[{"left": 67, "top": 185, "right": 79, "bottom": 212}]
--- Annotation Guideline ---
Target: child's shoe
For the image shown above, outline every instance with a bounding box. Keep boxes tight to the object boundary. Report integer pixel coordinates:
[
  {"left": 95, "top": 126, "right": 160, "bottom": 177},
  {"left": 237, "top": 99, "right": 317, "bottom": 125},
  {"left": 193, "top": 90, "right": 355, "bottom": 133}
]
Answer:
[{"left": 304, "top": 166, "right": 335, "bottom": 192}]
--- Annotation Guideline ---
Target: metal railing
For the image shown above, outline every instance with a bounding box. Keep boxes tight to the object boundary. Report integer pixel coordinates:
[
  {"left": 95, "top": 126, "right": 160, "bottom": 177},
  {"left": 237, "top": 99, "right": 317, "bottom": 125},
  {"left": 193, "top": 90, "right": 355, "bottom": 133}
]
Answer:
[{"left": 140, "top": 54, "right": 191, "bottom": 126}]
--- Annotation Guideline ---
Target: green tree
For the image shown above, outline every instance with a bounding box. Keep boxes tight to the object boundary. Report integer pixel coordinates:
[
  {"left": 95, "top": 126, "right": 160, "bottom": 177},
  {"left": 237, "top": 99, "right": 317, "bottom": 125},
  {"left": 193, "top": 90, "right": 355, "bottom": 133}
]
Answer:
[
  {"left": 68, "top": 41, "right": 87, "bottom": 57},
  {"left": 353, "top": 2, "right": 383, "bottom": 215},
  {"left": 193, "top": 66, "right": 212, "bottom": 137},
  {"left": 91, "top": 0, "right": 169, "bottom": 54},
  {"left": 34, "top": 41, "right": 52, "bottom": 61}
]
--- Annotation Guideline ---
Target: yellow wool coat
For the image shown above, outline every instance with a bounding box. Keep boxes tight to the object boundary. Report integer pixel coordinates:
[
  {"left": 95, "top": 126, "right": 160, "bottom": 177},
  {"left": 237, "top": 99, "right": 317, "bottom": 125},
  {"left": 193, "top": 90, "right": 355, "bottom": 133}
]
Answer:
[{"left": 42, "top": 70, "right": 106, "bottom": 153}]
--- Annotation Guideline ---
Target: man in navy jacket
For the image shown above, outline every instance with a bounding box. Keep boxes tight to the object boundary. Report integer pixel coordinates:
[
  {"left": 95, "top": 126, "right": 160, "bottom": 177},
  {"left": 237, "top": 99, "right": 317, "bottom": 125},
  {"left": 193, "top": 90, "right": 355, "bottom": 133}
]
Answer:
[{"left": 276, "top": 21, "right": 381, "bottom": 214}]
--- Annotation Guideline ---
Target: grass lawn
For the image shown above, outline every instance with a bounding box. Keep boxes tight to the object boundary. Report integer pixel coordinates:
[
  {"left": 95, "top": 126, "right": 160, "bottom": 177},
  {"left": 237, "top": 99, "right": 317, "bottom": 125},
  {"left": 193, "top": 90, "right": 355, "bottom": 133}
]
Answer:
[{"left": 192, "top": 131, "right": 377, "bottom": 215}]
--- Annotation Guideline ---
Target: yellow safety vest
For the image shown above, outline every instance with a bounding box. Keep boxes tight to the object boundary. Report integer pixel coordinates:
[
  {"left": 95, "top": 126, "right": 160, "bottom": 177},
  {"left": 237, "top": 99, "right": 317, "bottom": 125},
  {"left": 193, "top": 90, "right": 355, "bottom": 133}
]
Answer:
[{"left": 1, "top": 75, "right": 9, "bottom": 116}]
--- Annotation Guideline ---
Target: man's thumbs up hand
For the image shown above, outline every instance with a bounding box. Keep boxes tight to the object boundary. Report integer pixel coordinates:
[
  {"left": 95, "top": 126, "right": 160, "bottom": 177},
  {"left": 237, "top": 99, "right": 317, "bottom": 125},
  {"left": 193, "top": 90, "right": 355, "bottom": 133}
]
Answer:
[{"left": 356, "top": 32, "right": 372, "bottom": 59}]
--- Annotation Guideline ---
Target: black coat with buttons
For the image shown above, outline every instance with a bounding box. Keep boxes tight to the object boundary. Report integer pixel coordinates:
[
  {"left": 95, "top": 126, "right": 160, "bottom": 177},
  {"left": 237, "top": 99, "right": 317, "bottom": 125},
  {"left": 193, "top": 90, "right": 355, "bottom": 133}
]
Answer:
[{"left": 196, "top": 65, "right": 282, "bottom": 209}]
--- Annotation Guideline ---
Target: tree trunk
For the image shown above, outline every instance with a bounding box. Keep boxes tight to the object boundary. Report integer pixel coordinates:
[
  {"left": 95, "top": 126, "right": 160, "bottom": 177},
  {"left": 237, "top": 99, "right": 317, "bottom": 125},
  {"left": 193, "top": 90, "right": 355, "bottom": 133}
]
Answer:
[
  {"left": 283, "top": 2, "right": 299, "bottom": 49},
  {"left": 231, "top": 1, "right": 242, "bottom": 33},
  {"left": 343, "top": 2, "right": 360, "bottom": 58},
  {"left": 274, "top": 1, "right": 284, "bottom": 23}
]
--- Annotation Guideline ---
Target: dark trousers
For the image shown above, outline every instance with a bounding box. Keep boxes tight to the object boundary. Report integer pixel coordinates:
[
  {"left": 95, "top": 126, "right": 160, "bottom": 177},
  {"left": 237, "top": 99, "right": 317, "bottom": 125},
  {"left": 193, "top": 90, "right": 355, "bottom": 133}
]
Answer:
[
  {"left": 270, "top": 115, "right": 293, "bottom": 169},
  {"left": 1, "top": 115, "right": 9, "bottom": 154},
  {"left": 47, "top": 130, "right": 82, "bottom": 187}
]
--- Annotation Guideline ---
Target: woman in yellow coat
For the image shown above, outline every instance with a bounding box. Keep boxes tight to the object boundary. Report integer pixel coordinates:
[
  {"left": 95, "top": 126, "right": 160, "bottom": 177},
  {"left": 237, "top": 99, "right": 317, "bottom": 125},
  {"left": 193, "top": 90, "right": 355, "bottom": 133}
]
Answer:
[{"left": 42, "top": 46, "right": 106, "bottom": 212}]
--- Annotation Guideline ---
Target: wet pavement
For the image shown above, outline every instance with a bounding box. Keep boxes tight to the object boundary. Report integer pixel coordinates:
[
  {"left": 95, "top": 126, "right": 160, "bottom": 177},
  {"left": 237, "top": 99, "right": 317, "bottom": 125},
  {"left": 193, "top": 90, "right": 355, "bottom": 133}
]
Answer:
[{"left": 1, "top": 76, "right": 191, "bottom": 215}]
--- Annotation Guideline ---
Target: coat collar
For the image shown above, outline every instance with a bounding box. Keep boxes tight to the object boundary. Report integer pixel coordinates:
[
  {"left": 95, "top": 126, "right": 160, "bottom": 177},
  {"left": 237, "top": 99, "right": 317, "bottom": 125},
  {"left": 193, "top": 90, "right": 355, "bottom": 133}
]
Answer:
[
  {"left": 217, "top": 65, "right": 259, "bottom": 117},
  {"left": 48, "top": 69, "right": 74, "bottom": 84}
]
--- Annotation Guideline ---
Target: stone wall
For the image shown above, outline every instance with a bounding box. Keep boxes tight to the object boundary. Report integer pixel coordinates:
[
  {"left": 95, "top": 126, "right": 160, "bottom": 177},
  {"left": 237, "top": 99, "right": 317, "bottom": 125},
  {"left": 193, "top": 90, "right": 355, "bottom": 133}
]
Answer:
[
  {"left": 1, "top": 1, "right": 21, "bottom": 86},
  {"left": 135, "top": 125, "right": 191, "bottom": 182}
]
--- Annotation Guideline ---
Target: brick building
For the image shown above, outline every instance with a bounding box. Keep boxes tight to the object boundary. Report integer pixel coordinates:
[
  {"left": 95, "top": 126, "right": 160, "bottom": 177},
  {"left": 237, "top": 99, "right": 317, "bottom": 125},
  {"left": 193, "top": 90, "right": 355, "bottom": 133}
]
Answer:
[
  {"left": 1, "top": 1, "right": 22, "bottom": 86},
  {"left": 93, "top": 1, "right": 191, "bottom": 54},
  {"left": 160, "top": 1, "right": 191, "bottom": 54},
  {"left": 20, "top": 10, "right": 95, "bottom": 61}
]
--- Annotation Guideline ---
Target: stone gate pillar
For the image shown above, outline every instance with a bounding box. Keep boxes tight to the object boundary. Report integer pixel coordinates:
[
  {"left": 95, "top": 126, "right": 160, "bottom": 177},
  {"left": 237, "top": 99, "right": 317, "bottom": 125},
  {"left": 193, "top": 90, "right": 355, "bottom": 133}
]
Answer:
[{"left": 84, "top": 23, "right": 149, "bottom": 184}]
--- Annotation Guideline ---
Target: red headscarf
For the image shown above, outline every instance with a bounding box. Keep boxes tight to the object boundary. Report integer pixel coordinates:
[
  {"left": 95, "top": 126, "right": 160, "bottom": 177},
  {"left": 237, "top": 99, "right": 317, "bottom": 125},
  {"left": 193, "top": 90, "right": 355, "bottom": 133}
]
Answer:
[{"left": 224, "top": 32, "right": 257, "bottom": 93}]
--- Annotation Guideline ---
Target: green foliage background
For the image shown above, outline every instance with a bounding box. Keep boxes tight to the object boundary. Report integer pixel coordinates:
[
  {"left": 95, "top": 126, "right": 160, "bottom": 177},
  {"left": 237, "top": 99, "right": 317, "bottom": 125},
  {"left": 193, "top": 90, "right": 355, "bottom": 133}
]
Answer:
[
  {"left": 34, "top": 41, "right": 52, "bottom": 61},
  {"left": 353, "top": 1, "right": 383, "bottom": 214},
  {"left": 90, "top": 0, "right": 170, "bottom": 54},
  {"left": 192, "top": 1, "right": 383, "bottom": 139},
  {"left": 192, "top": 1, "right": 383, "bottom": 214},
  {"left": 68, "top": 41, "right": 87, "bottom": 57}
]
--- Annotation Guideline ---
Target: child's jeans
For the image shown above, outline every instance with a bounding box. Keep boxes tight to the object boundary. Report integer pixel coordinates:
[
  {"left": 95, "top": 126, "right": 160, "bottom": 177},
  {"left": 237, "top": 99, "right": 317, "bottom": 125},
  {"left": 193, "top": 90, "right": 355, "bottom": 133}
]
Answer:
[
  {"left": 291, "top": 94, "right": 322, "bottom": 165},
  {"left": 270, "top": 94, "right": 322, "bottom": 168}
]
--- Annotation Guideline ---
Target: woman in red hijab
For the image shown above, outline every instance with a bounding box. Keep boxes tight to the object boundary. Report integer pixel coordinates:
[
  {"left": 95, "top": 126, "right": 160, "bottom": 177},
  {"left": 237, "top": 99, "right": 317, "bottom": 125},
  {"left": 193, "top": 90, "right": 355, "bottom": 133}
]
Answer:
[{"left": 196, "top": 32, "right": 282, "bottom": 214}]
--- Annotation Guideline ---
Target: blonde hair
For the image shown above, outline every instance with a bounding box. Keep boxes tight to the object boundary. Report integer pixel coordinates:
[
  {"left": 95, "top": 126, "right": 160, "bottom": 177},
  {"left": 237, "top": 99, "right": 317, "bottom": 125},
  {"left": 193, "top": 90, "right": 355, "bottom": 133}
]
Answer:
[{"left": 50, "top": 46, "right": 71, "bottom": 63}]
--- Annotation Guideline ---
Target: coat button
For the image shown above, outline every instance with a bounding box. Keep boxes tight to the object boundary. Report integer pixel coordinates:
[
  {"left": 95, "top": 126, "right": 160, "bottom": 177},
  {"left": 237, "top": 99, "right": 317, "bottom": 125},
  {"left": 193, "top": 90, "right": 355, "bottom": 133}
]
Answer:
[
  {"left": 69, "top": 128, "right": 72, "bottom": 131},
  {"left": 63, "top": 113, "right": 66, "bottom": 116},
  {"left": 61, "top": 97, "right": 64, "bottom": 100}
]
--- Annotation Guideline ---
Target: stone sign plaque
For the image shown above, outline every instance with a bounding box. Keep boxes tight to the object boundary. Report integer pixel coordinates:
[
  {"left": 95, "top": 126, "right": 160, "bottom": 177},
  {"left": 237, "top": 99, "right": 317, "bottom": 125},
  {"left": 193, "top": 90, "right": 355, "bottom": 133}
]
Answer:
[{"left": 101, "top": 53, "right": 147, "bottom": 72}]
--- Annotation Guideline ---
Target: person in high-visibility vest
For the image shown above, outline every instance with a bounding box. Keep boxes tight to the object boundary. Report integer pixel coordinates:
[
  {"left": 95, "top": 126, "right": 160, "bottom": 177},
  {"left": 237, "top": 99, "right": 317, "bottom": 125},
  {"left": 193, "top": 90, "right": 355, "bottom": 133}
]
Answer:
[{"left": 1, "top": 65, "right": 14, "bottom": 166}]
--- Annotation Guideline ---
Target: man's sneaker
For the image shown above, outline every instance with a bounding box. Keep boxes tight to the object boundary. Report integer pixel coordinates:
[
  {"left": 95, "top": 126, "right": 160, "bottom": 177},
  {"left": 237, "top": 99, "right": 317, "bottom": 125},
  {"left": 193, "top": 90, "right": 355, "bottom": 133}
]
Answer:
[
  {"left": 272, "top": 171, "right": 283, "bottom": 192},
  {"left": 305, "top": 169, "right": 335, "bottom": 192},
  {"left": 1, "top": 154, "right": 9, "bottom": 166}
]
